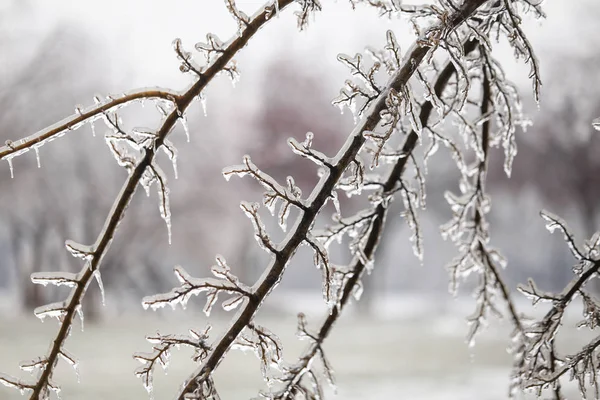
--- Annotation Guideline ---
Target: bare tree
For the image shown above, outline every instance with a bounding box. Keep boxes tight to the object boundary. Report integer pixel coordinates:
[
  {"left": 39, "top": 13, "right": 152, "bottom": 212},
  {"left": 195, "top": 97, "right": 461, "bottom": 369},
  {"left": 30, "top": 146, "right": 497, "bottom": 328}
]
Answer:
[{"left": 1, "top": 1, "right": 598, "bottom": 400}]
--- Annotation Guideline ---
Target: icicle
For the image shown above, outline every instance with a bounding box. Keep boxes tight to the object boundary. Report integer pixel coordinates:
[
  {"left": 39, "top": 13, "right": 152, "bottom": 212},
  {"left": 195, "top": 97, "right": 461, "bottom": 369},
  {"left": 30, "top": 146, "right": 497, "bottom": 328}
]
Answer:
[
  {"left": 222, "top": 294, "right": 245, "bottom": 311},
  {"left": 59, "top": 350, "right": 80, "bottom": 383},
  {"left": 331, "top": 191, "right": 341, "bottom": 216},
  {"left": 200, "top": 93, "right": 208, "bottom": 117},
  {"left": 33, "top": 146, "right": 41, "bottom": 168},
  {"left": 180, "top": 115, "right": 190, "bottom": 142},
  {"left": 152, "top": 164, "right": 172, "bottom": 244},
  {"left": 75, "top": 304, "right": 84, "bottom": 332},
  {"left": 7, "top": 156, "right": 14, "bottom": 178},
  {"left": 162, "top": 139, "right": 178, "bottom": 180},
  {"left": 93, "top": 269, "right": 106, "bottom": 306}
]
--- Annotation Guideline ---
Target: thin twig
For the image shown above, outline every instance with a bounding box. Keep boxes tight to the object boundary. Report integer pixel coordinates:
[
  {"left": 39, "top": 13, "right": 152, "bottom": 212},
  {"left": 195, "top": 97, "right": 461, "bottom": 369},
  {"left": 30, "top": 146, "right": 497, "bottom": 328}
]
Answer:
[{"left": 0, "top": 89, "right": 178, "bottom": 160}]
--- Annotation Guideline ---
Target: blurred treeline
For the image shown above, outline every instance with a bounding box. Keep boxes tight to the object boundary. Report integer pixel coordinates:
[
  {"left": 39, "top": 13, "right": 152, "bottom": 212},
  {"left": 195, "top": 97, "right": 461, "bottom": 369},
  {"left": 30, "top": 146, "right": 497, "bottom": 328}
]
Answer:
[{"left": 0, "top": 0, "right": 599, "bottom": 320}]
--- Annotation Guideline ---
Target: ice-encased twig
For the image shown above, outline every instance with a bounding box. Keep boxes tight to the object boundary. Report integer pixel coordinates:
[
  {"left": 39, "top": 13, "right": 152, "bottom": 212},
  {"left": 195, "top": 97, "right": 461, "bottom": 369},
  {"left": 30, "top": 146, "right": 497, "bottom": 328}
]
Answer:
[{"left": 0, "top": 88, "right": 177, "bottom": 162}]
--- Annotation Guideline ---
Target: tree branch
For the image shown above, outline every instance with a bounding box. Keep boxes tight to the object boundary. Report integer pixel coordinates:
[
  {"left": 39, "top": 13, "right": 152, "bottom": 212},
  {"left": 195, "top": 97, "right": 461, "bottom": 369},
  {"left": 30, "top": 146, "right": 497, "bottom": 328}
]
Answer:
[
  {"left": 275, "top": 37, "right": 485, "bottom": 399},
  {"left": 12, "top": 1, "right": 300, "bottom": 398},
  {"left": 177, "top": 1, "right": 489, "bottom": 396},
  {"left": 0, "top": 89, "right": 178, "bottom": 161}
]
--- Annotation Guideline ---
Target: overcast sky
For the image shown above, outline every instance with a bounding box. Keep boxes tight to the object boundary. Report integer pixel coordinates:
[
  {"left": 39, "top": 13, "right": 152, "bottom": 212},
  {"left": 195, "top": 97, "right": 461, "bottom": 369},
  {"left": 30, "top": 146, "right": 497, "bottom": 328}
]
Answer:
[{"left": 6, "top": 0, "right": 596, "bottom": 101}]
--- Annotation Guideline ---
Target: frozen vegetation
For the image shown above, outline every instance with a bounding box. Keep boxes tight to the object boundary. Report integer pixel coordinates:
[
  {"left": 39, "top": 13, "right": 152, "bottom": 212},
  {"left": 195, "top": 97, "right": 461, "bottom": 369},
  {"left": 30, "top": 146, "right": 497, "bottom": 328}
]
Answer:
[{"left": 0, "top": 0, "right": 599, "bottom": 399}]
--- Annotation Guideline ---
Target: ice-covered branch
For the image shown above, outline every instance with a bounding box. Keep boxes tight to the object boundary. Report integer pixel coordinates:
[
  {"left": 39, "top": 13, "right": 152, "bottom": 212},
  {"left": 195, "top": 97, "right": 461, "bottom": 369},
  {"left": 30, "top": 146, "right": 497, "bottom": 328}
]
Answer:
[
  {"left": 269, "top": 37, "right": 483, "bottom": 399},
  {"left": 235, "top": 323, "right": 284, "bottom": 383},
  {"left": 0, "top": 1, "right": 307, "bottom": 399},
  {"left": 224, "top": 155, "right": 307, "bottom": 232},
  {"left": 516, "top": 213, "right": 600, "bottom": 398},
  {"left": 288, "top": 132, "right": 334, "bottom": 169},
  {"left": 142, "top": 258, "right": 252, "bottom": 315},
  {"left": 500, "top": 0, "right": 542, "bottom": 102},
  {"left": 134, "top": 328, "right": 212, "bottom": 396},
  {"left": 0, "top": 88, "right": 178, "bottom": 163},
  {"left": 176, "top": 2, "right": 488, "bottom": 397}
]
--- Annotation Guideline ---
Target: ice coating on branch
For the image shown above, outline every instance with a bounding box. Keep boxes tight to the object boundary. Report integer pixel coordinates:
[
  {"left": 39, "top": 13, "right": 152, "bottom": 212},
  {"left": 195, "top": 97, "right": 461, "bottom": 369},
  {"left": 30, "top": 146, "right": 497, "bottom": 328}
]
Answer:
[
  {"left": 593, "top": 117, "right": 600, "bottom": 131},
  {"left": 195, "top": 33, "right": 225, "bottom": 63},
  {"left": 240, "top": 201, "right": 276, "bottom": 253},
  {"left": 540, "top": 210, "right": 587, "bottom": 261},
  {"left": 65, "top": 240, "right": 94, "bottom": 262},
  {"left": 222, "top": 159, "right": 249, "bottom": 181},
  {"left": 134, "top": 327, "right": 212, "bottom": 397},
  {"left": 173, "top": 37, "right": 205, "bottom": 76},
  {"left": 34, "top": 301, "right": 68, "bottom": 322},
  {"left": 142, "top": 256, "right": 249, "bottom": 315},
  {"left": 31, "top": 271, "right": 79, "bottom": 288},
  {"left": 288, "top": 131, "right": 333, "bottom": 169},
  {"left": 19, "top": 357, "right": 48, "bottom": 374},
  {"left": 149, "top": 163, "right": 172, "bottom": 244},
  {"left": 59, "top": 349, "right": 80, "bottom": 382},
  {"left": 223, "top": 60, "right": 241, "bottom": 88},
  {"left": 225, "top": 0, "right": 250, "bottom": 35},
  {"left": 305, "top": 234, "right": 336, "bottom": 306},
  {"left": 0, "top": 373, "right": 34, "bottom": 396},
  {"left": 155, "top": 98, "right": 173, "bottom": 117},
  {"left": 234, "top": 323, "right": 283, "bottom": 383},
  {"left": 330, "top": 191, "right": 341, "bottom": 216},
  {"left": 225, "top": 155, "right": 304, "bottom": 233}
]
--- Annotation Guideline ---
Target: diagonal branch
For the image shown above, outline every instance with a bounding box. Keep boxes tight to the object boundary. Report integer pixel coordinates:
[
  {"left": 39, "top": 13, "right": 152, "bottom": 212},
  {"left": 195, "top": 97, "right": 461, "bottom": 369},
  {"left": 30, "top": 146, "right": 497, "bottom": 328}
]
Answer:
[
  {"left": 275, "top": 37, "right": 483, "bottom": 399},
  {"left": 177, "top": 2, "right": 489, "bottom": 396},
  {"left": 19, "top": 1, "right": 300, "bottom": 398},
  {"left": 0, "top": 89, "right": 178, "bottom": 160}
]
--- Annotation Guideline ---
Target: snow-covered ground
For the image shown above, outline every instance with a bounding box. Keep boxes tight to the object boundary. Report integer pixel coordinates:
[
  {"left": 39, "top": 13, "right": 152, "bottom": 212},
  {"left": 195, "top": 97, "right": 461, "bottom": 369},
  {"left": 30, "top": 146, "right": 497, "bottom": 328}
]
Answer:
[{"left": 0, "top": 293, "right": 592, "bottom": 399}]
